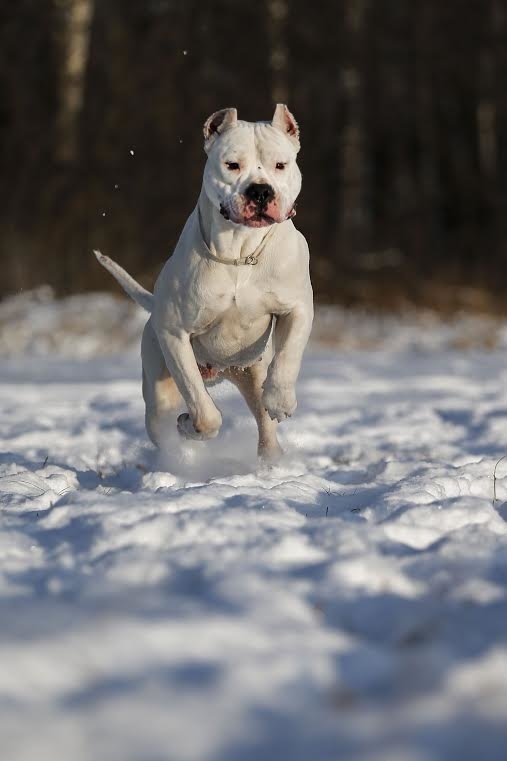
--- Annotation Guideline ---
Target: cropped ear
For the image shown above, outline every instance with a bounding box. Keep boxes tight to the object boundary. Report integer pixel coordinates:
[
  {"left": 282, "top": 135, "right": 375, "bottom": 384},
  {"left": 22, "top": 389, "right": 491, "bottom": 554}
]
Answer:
[
  {"left": 203, "top": 108, "right": 238, "bottom": 152},
  {"left": 272, "top": 104, "right": 300, "bottom": 150}
]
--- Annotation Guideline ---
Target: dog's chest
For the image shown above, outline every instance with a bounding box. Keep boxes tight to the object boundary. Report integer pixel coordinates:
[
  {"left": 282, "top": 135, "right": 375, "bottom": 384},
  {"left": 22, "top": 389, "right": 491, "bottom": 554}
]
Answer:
[
  {"left": 189, "top": 271, "right": 275, "bottom": 368},
  {"left": 191, "top": 267, "right": 276, "bottom": 331}
]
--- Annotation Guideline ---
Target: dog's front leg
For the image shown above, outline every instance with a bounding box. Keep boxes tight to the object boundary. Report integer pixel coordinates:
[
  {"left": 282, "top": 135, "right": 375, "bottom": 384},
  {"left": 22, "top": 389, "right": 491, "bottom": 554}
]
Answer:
[
  {"left": 156, "top": 328, "right": 222, "bottom": 440},
  {"left": 262, "top": 305, "right": 313, "bottom": 422}
]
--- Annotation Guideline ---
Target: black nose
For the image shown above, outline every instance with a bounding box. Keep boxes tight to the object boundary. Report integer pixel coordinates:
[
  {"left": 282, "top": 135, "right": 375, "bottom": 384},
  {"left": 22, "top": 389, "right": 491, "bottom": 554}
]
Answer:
[{"left": 245, "top": 183, "right": 275, "bottom": 207}]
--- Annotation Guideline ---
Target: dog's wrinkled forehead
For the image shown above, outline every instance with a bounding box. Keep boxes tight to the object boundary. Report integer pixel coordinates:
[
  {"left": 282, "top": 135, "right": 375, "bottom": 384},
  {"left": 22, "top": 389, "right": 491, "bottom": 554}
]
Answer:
[
  {"left": 203, "top": 104, "right": 300, "bottom": 156},
  {"left": 219, "top": 124, "right": 297, "bottom": 165}
]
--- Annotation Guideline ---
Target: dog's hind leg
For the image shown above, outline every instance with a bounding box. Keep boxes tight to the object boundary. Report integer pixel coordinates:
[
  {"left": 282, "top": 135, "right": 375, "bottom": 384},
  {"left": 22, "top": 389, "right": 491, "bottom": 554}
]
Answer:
[
  {"left": 224, "top": 361, "right": 282, "bottom": 462},
  {"left": 141, "top": 318, "right": 182, "bottom": 447}
]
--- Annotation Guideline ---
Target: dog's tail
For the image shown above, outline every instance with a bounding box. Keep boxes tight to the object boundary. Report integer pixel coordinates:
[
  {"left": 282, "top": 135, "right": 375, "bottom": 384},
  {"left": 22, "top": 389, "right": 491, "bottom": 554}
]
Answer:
[{"left": 93, "top": 250, "right": 154, "bottom": 313}]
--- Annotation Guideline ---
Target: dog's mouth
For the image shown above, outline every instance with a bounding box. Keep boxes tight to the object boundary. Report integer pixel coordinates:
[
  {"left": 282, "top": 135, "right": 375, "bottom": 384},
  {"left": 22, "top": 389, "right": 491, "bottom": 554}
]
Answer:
[
  {"left": 220, "top": 203, "right": 295, "bottom": 227},
  {"left": 220, "top": 204, "right": 275, "bottom": 227},
  {"left": 244, "top": 212, "right": 276, "bottom": 228},
  {"left": 243, "top": 205, "right": 296, "bottom": 227}
]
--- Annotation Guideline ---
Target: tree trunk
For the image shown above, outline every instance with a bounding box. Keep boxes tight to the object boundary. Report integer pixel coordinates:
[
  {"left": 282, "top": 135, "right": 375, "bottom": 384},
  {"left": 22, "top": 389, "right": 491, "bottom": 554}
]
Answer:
[
  {"left": 339, "top": 0, "right": 369, "bottom": 257},
  {"left": 267, "top": 0, "right": 289, "bottom": 105},
  {"left": 54, "top": 0, "right": 95, "bottom": 163}
]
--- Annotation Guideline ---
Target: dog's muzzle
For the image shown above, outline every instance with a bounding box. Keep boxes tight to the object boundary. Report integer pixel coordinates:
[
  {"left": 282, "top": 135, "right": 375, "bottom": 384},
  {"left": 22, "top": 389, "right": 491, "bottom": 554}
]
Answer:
[{"left": 220, "top": 190, "right": 296, "bottom": 227}]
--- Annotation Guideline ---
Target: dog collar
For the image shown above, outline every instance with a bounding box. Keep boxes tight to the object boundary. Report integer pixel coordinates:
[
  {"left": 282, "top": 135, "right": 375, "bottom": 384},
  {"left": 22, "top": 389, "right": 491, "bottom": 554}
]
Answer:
[{"left": 198, "top": 208, "right": 277, "bottom": 266}]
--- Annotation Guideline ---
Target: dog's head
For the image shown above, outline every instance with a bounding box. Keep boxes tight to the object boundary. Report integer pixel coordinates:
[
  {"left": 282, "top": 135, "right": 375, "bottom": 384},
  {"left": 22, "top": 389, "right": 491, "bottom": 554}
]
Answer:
[{"left": 202, "top": 105, "right": 301, "bottom": 228}]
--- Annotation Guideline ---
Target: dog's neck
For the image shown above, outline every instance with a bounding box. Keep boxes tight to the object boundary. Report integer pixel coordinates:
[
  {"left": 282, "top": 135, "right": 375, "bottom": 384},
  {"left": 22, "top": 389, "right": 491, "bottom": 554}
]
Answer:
[{"left": 197, "top": 187, "right": 269, "bottom": 261}]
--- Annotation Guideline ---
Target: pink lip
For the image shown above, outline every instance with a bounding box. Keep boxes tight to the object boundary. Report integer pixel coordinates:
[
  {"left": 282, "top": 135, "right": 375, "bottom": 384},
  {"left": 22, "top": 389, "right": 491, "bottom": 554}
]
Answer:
[
  {"left": 220, "top": 200, "right": 289, "bottom": 227},
  {"left": 230, "top": 211, "right": 276, "bottom": 228},
  {"left": 246, "top": 213, "right": 275, "bottom": 227}
]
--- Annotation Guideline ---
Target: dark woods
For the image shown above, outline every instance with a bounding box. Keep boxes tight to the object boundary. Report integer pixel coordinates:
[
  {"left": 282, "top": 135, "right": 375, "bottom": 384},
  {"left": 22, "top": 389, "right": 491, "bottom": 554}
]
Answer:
[{"left": 2, "top": 0, "right": 507, "bottom": 311}]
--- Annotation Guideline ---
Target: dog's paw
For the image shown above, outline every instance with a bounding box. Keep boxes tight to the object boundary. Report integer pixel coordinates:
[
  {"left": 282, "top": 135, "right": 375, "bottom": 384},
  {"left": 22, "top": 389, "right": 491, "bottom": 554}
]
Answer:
[
  {"left": 262, "top": 383, "right": 297, "bottom": 422},
  {"left": 177, "top": 412, "right": 221, "bottom": 440}
]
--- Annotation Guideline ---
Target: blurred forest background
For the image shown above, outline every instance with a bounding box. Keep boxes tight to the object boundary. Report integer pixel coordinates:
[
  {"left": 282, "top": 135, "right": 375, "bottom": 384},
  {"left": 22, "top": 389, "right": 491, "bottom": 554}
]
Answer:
[{"left": 2, "top": 0, "right": 507, "bottom": 311}]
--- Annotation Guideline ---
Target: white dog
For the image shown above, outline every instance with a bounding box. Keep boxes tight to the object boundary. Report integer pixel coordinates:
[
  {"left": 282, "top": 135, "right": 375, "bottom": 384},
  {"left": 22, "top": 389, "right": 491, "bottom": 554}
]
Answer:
[{"left": 95, "top": 105, "right": 313, "bottom": 460}]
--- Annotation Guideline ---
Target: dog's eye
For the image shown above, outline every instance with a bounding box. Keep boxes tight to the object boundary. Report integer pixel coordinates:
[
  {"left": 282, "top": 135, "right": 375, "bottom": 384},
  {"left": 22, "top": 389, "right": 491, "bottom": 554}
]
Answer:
[
  {"left": 276, "top": 162, "right": 286, "bottom": 170},
  {"left": 225, "top": 161, "right": 240, "bottom": 171}
]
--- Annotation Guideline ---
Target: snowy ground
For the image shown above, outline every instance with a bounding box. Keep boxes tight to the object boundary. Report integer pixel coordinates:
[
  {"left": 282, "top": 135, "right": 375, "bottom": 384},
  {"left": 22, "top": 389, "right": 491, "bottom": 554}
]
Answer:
[{"left": 1, "top": 290, "right": 507, "bottom": 761}]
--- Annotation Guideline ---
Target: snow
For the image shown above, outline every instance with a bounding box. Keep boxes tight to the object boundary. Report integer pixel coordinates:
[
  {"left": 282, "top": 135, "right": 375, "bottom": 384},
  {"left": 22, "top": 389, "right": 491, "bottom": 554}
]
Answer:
[{"left": 1, "top": 289, "right": 507, "bottom": 761}]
